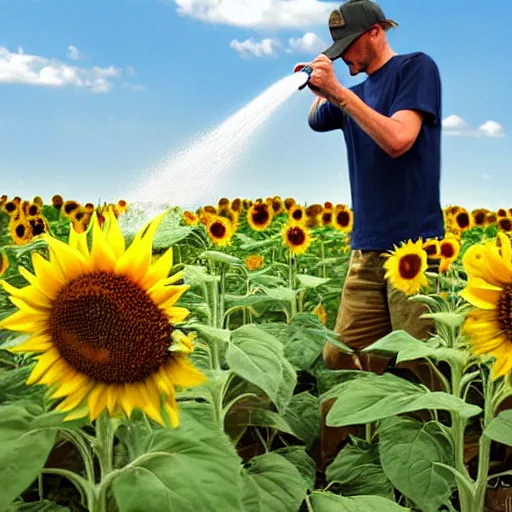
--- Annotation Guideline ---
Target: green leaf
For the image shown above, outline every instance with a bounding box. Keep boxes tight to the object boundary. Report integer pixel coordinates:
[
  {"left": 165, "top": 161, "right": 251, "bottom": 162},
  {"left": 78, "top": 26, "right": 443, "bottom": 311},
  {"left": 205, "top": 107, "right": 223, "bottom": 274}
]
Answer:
[
  {"left": 112, "top": 403, "right": 243, "bottom": 512},
  {"left": 420, "top": 311, "right": 466, "bottom": 329},
  {"left": 379, "top": 417, "right": 455, "bottom": 512},
  {"left": 309, "top": 491, "right": 410, "bottom": 511},
  {"left": 0, "top": 405, "right": 60, "bottom": 511},
  {"left": 273, "top": 447, "right": 316, "bottom": 491},
  {"left": 241, "top": 452, "right": 308, "bottom": 512},
  {"left": 296, "top": 275, "right": 330, "bottom": 289},
  {"left": 483, "top": 410, "right": 512, "bottom": 447},
  {"left": 183, "top": 265, "right": 220, "bottom": 286},
  {"left": 200, "top": 250, "right": 241, "bottom": 266},
  {"left": 7, "top": 500, "right": 70, "bottom": 511},
  {"left": 324, "top": 372, "right": 481, "bottom": 427},
  {"left": 227, "top": 325, "right": 297, "bottom": 412},
  {"left": 361, "top": 330, "right": 468, "bottom": 367},
  {"left": 260, "top": 286, "right": 296, "bottom": 302},
  {"left": 282, "top": 392, "right": 321, "bottom": 448},
  {"left": 325, "top": 440, "right": 394, "bottom": 499}
]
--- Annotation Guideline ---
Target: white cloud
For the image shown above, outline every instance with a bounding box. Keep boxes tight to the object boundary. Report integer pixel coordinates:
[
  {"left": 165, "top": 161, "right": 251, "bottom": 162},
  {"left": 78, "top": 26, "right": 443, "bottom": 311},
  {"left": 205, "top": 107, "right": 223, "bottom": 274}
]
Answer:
[
  {"left": 126, "top": 65, "right": 137, "bottom": 76},
  {"left": 442, "top": 115, "right": 505, "bottom": 138},
  {"left": 230, "top": 37, "right": 281, "bottom": 58},
  {"left": 478, "top": 120, "right": 505, "bottom": 138},
  {"left": 67, "top": 45, "right": 84, "bottom": 61},
  {"left": 173, "top": 0, "right": 336, "bottom": 29},
  {"left": 0, "top": 46, "right": 125, "bottom": 93},
  {"left": 288, "top": 32, "right": 327, "bottom": 54}
]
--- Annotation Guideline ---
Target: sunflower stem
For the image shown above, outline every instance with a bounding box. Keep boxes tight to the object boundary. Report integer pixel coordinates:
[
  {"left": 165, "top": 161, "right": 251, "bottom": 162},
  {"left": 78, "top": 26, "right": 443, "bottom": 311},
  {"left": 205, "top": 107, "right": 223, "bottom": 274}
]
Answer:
[
  {"left": 288, "top": 250, "right": 297, "bottom": 320},
  {"left": 61, "top": 429, "right": 96, "bottom": 497}
]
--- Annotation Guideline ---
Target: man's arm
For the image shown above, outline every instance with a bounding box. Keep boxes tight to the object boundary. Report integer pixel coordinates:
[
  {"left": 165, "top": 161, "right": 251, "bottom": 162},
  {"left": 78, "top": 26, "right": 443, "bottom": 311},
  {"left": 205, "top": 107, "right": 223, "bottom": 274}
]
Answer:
[
  {"left": 308, "top": 97, "right": 345, "bottom": 132},
  {"left": 329, "top": 88, "right": 423, "bottom": 158}
]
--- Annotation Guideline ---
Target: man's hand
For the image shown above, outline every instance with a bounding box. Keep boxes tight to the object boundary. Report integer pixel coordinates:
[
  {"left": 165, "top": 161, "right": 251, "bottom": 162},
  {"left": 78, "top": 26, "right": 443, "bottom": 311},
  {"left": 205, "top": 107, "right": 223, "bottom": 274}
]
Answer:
[{"left": 306, "top": 54, "right": 344, "bottom": 99}]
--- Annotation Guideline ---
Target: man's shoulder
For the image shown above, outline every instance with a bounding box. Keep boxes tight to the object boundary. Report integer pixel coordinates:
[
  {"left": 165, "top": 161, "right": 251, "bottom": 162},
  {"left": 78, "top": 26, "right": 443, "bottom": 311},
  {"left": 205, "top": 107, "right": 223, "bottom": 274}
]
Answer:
[{"left": 395, "top": 51, "right": 439, "bottom": 71}]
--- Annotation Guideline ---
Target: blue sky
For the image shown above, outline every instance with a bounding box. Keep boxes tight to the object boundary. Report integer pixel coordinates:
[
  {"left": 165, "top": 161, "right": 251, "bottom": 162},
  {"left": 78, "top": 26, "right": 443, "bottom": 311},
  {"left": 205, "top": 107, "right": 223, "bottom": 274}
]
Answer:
[{"left": 0, "top": 0, "right": 510, "bottom": 211}]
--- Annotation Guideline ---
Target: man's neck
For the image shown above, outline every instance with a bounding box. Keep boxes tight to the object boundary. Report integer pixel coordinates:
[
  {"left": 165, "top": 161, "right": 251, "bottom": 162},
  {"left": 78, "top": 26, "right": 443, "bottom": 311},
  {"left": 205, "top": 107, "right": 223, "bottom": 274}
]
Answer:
[{"left": 366, "top": 47, "right": 397, "bottom": 76}]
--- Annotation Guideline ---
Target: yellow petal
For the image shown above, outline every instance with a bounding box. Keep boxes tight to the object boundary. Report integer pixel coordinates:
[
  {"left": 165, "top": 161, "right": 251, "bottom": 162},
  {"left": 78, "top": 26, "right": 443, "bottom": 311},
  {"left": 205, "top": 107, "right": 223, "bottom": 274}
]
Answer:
[
  {"left": 115, "top": 211, "right": 168, "bottom": 285},
  {"left": 90, "top": 213, "right": 116, "bottom": 272},
  {"left": 87, "top": 383, "right": 108, "bottom": 420},
  {"left": 38, "top": 357, "right": 72, "bottom": 386},
  {"left": 149, "top": 284, "right": 190, "bottom": 308},
  {"left": 497, "top": 233, "right": 512, "bottom": 263},
  {"left": 164, "top": 393, "right": 179, "bottom": 428},
  {"left": 460, "top": 283, "right": 501, "bottom": 310},
  {"left": 165, "top": 306, "right": 190, "bottom": 324},
  {"left": 63, "top": 403, "right": 90, "bottom": 422},
  {"left": 1, "top": 280, "right": 51, "bottom": 310},
  {"left": 140, "top": 246, "right": 174, "bottom": 290},
  {"left": 106, "top": 385, "right": 119, "bottom": 414},
  {"left": 167, "top": 356, "right": 207, "bottom": 388},
  {"left": 44, "top": 235, "right": 91, "bottom": 281},
  {"left": 26, "top": 348, "right": 62, "bottom": 385},
  {"left": 119, "top": 383, "right": 137, "bottom": 418},
  {"left": 105, "top": 208, "right": 126, "bottom": 259},
  {"left": 8, "top": 333, "right": 52, "bottom": 353},
  {"left": 51, "top": 371, "right": 90, "bottom": 399},
  {"left": 29, "top": 252, "right": 66, "bottom": 300},
  {"left": 55, "top": 384, "right": 90, "bottom": 412},
  {"left": 0, "top": 303, "right": 48, "bottom": 333},
  {"left": 136, "top": 379, "right": 164, "bottom": 425},
  {"left": 490, "top": 343, "right": 512, "bottom": 379},
  {"left": 69, "top": 227, "right": 90, "bottom": 258}
]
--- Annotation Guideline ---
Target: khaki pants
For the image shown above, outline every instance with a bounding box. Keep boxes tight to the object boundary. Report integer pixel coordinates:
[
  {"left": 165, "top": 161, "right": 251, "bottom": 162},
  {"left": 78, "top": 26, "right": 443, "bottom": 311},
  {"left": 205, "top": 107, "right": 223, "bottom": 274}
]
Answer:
[{"left": 320, "top": 249, "right": 444, "bottom": 467}]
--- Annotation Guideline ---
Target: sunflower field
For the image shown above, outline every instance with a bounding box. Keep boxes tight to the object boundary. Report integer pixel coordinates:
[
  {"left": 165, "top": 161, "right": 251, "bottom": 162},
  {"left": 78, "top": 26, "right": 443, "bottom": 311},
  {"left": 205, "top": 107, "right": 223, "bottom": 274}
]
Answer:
[{"left": 0, "top": 194, "right": 511, "bottom": 512}]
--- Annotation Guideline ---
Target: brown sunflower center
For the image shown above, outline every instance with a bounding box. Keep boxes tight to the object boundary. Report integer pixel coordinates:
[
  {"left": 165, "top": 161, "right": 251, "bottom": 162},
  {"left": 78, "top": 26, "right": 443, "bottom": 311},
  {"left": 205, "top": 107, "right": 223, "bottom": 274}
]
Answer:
[
  {"left": 15, "top": 224, "right": 26, "bottom": 238},
  {"left": 336, "top": 210, "right": 350, "bottom": 227},
  {"left": 322, "top": 212, "right": 332, "bottom": 224},
  {"left": 252, "top": 207, "right": 269, "bottom": 225},
  {"left": 474, "top": 211, "right": 486, "bottom": 225},
  {"left": 440, "top": 242, "right": 455, "bottom": 259},
  {"left": 398, "top": 254, "right": 422, "bottom": 280},
  {"left": 287, "top": 226, "right": 306, "bottom": 246},
  {"left": 210, "top": 221, "right": 226, "bottom": 239},
  {"left": 497, "top": 285, "right": 512, "bottom": 337},
  {"left": 456, "top": 213, "right": 470, "bottom": 229},
  {"left": 49, "top": 272, "right": 172, "bottom": 384},
  {"left": 292, "top": 209, "right": 303, "bottom": 221},
  {"left": 499, "top": 218, "right": 512, "bottom": 232}
]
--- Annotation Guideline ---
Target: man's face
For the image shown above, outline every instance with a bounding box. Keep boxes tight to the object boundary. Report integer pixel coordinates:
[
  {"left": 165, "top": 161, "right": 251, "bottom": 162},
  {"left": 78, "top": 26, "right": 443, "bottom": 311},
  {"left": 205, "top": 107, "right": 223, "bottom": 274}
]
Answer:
[{"left": 341, "top": 27, "right": 378, "bottom": 76}]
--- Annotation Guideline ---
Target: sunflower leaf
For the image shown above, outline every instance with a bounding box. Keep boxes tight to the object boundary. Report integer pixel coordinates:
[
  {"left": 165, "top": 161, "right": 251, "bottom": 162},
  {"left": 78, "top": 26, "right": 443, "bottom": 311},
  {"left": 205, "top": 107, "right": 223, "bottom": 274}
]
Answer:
[
  {"left": 323, "top": 372, "right": 482, "bottom": 426},
  {"left": 325, "top": 438, "right": 394, "bottom": 500},
  {"left": 296, "top": 275, "right": 331, "bottom": 289},
  {"left": 379, "top": 417, "right": 455, "bottom": 512},
  {"left": 308, "top": 491, "right": 410, "bottom": 511},
  {"left": 420, "top": 311, "right": 466, "bottom": 329},
  {"left": 112, "top": 402, "right": 243, "bottom": 512},
  {"left": 199, "top": 250, "right": 242, "bottom": 266},
  {"left": 241, "top": 452, "right": 309, "bottom": 512},
  {"left": 483, "top": 410, "right": 512, "bottom": 447},
  {"left": 226, "top": 324, "right": 297, "bottom": 413},
  {"left": 0, "top": 404, "right": 60, "bottom": 511},
  {"left": 273, "top": 447, "right": 317, "bottom": 491}
]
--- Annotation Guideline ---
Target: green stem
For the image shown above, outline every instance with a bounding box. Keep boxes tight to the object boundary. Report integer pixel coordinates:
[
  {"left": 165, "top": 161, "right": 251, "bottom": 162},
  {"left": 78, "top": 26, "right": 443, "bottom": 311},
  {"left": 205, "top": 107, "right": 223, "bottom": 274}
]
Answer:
[
  {"left": 92, "top": 413, "right": 115, "bottom": 512},
  {"left": 473, "top": 371, "right": 496, "bottom": 511},
  {"left": 219, "top": 264, "right": 226, "bottom": 328},
  {"left": 320, "top": 240, "right": 326, "bottom": 278},
  {"left": 288, "top": 250, "right": 297, "bottom": 319},
  {"left": 61, "top": 429, "right": 95, "bottom": 488}
]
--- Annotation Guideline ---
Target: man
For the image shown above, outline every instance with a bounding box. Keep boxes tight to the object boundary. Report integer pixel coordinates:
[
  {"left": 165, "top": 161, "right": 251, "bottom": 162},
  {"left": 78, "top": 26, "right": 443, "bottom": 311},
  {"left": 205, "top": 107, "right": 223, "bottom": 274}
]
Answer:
[{"left": 294, "top": 0, "right": 445, "bottom": 466}]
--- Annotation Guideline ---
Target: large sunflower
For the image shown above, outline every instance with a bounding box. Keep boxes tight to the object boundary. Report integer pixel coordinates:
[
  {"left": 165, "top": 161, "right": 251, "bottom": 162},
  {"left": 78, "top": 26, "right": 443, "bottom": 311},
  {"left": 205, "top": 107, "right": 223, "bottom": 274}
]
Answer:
[
  {"left": 383, "top": 239, "right": 429, "bottom": 296},
  {"left": 0, "top": 209, "right": 207, "bottom": 426},
  {"left": 333, "top": 205, "right": 353, "bottom": 233},
  {"left": 282, "top": 221, "right": 312, "bottom": 255},
  {"left": 460, "top": 233, "right": 512, "bottom": 379},
  {"left": 247, "top": 203, "right": 273, "bottom": 231},
  {"left": 206, "top": 214, "right": 234, "bottom": 246}
]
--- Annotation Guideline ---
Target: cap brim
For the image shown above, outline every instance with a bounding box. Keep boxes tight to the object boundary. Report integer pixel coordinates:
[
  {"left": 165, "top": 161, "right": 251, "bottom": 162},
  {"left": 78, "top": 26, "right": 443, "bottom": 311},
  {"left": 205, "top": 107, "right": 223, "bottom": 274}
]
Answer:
[{"left": 322, "top": 32, "right": 364, "bottom": 60}]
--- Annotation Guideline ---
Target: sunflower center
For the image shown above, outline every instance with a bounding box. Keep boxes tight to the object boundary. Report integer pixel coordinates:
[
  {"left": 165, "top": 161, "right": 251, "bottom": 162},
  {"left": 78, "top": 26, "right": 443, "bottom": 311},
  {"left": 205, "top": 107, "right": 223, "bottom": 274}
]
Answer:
[
  {"left": 440, "top": 242, "right": 455, "bottom": 259},
  {"left": 337, "top": 211, "right": 350, "bottom": 227},
  {"left": 49, "top": 272, "right": 172, "bottom": 384},
  {"left": 497, "top": 285, "right": 512, "bottom": 338},
  {"left": 210, "top": 221, "right": 226, "bottom": 238},
  {"left": 398, "top": 254, "right": 422, "bottom": 280},
  {"left": 456, "top": 213, "right": 470, "bottom": 229},
  {"left": 287, "top": 226, "right": 306, "bottom": 246},
  {"left": 252, "top": 208, "right": 269, "bottom": 225}
]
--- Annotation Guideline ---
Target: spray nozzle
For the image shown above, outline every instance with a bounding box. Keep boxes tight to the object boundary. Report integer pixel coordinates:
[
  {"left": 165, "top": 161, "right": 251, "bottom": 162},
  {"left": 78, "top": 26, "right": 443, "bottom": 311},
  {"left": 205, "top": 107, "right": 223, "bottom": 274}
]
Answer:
[{"left": 297, "top": 65, "right": 313, "bottom": 90}]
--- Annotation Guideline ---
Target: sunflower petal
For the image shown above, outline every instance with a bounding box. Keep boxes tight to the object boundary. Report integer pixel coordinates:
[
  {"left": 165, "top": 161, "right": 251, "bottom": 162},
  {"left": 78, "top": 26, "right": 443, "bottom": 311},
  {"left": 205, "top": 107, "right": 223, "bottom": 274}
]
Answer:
[
  {"left": 136, "top": 379, "right": 164, "bottom": 425},
  {"left": 51, "top": 371, "right": 90, "bottom": 399},
  {"left": 149, "top": 284, "right": 190, "bottom": 308},
  {"left": 0, "top": 303, "right": 48, "bottom": 333},
  {"left": 168, "top": 356, "right": 207, "bottom": 388},
  {"left": 8, "top": 333, "right": 52, "bottom": 353},
  {"left": 90, "top": 213, "right": 116, "bottom": 272},
  {"left": 26, "top": 348, "right": 62, "bottom": 385},
  {"left": 44, "top": 235, "right": 92, "bottom": 281},
  {"left": 56, "top": 384, "right": 91, "bottom": 412},
  {"left": 119, "top": 383, "right": 136, "bottom": 418},
  {"left": 460, "top": 283, "right": 501, "bottom": 310},
  {"left": 29, "top": 252, "right": 67, "bottom": 300},
  {"left": 105, "top": 208, "right": 126, "bottom": 259},
  {"left": 140, "top": 247, "right": 174, "bottom": 290},
  {"left": 87, "top": 383, "right": 108, "bottom": 420},
  {"left": 165, "top": 306, "right": 190, "bottom": 323},
  {"left": 164, "top": 391, "right": 179, "bottom": 428},
  {"left": 69, "top": 227, "right": 90, "bottom": 258}
]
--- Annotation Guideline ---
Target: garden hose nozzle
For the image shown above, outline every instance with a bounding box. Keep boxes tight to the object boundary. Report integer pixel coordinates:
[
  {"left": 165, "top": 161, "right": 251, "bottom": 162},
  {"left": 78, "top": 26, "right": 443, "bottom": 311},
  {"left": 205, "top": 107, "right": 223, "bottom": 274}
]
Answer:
[{"left": 297, "top": 65, "right": 313, "bottom": 91}]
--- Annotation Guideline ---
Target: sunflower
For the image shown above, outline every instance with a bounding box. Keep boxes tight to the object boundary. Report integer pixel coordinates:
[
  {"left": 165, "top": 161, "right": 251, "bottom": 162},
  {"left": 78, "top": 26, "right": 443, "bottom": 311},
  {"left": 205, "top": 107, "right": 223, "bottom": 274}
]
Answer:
[
  {"left": 218, "top": 197, "right": 230, "bottom": 209},
  {"left": 486, "top": 212, "right": 497, "bottom": 227},
  {"left": 27, "top": 203, "right": 41, "bottom": 217},
  {"left": 383, "top": 239, "right": 429, "bottom": 296},
  {"left": 289, "top": 205, "right": 306, "bottom": 223},
  {"left": 282, "top": 221, "right": 312, "bottom": 255},
  {"left": 313, "top": 303, "right": 327, "bottom": 325},
  {"left": 0, "top": 252, "right": 9, "bottom": 276},
  {"left": 206, "top": 215, "right": 234, "bottom": 247},
  {"left": 218, "top": 207, "right": 239, "bottom": 230},
  {"left": 439, "top": 236, "right": 461, "bottom": 273},
  {"left": 460, "top": 233, "right": 512, "bottom": 379},
  {"left": 231, "top": 198, "right": 241, "bottom": 213},
  {"left": 116, "top": 200, "right": 128, "bottom": 214},
  {"left": 271, "top": 197, "right": 284, "bottom": 215},
  {"left": 247, "top": 203, "right": 273, "bottom": 231},
  {"left": 284, "top": 198, "right": 296, "bottom": 211},
  {"left": 333, "top": 205, "right": 353, "bottom": 232},
  {"left": 2, "top": 201, "right": 18, "bottom": 215},
  {"left": 497, "top": 208, "right": 508, "bottom": 218},
  {"left": 498, "top": 217, "right": 512, "bottom": 234},
  {"left": 0, "top": 209, "right": 207, "bottom": 426},
  {"left": 62, "top": 200, "right": 80, "bottom": 218},
  {"left": 85, "top": 203, "right": 95, "bottom": 214},
  {"left": 183, "top": 210, "right": 199, "bottom": 226},
  {"left": 28, "top": 215, "right": 49, "bottom": 237},
  {"left": 33, "top": 196, "right": 44, "bottom": 208},
  {"left": 52, "top": 195, "right": 64, "bottom": 210},
  {"left": 9, "top": 217, "right": 32, "bottom": 246},
  {"left": 324, "top": 201, "right": 333, "bottom": 210},
  {"left": 21, "top": 200, "right": 31, "bottom": 215},
  {"left": 471, "top": 208, "right": 488, "bottom": 228},
  {"left": 245, "top": 254, "right": 264, "bottom": 271},
  {"left": 423, "top": 239, "right": 440, "bottom": 258},
  {"left": 320, "top": 208, "right": 333, "bottom": 227},
  {"left": 452, "top": 207, "right": 472, "bottom": 232}
]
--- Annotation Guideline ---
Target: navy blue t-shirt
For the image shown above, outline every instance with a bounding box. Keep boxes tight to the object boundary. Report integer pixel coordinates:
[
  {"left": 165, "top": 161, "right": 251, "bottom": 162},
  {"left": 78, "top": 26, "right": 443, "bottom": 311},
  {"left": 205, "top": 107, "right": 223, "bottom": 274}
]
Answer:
[{"left": 309, "top": 52, "right": 444, "bottom": 251}]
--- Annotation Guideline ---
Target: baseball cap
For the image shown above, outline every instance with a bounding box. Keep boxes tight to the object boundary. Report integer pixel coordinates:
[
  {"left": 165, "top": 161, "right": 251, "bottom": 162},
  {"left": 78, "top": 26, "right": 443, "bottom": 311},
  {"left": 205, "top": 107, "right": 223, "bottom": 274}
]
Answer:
[{"left": 323, "top": 0, "right": 398, "bottom": 60}]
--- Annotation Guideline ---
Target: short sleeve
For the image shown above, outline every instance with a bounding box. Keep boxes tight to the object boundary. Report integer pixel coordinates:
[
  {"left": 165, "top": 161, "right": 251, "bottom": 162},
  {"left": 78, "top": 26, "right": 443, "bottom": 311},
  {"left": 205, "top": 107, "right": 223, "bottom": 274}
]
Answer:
[
  {"left": 308, "top": 100, "right": 345, "bottom": 132},
  {"left": 388, "top": 53, "right": 441, "bottom": 125}
]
